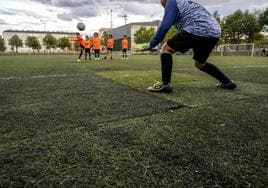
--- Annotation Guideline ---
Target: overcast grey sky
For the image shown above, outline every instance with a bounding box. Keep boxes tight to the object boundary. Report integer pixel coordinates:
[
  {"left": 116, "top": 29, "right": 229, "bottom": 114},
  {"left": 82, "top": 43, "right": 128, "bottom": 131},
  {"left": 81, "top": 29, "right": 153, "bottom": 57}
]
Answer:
[{"left": 0, "top": 0, "right": 267, "bottom": 35}]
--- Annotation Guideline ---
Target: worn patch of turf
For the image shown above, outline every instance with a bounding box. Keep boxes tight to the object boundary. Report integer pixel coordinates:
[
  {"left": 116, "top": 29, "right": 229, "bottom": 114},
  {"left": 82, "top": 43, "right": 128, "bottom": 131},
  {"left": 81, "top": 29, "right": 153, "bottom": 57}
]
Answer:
[
  {"left": 0, "top": 55, "right": 267, "bottom": 187},
  {"left": 97, "top": 71, "right": 268, "bottom": 106},
  {"left": 1, "top": 74, "right": 177, "bottom": 143},
  {"left": 1, "top": 96, "right": 267, "bottom": 187}
]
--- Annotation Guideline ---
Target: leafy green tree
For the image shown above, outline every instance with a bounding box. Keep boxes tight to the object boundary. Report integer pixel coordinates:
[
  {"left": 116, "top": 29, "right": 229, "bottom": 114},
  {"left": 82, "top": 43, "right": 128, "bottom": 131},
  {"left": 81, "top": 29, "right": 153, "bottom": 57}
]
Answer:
[
  {"left": 43, "top": 34, "right": 57, "bottom": 53},
  {"left": 0, "top": 36, "right": 6, "bottom": 52},
  {"left": 8, "top": 35, "right": 23, "bottom": 53},
  {"left": 134, "top": 26, "right": 155, "bottom": 44},
  {"left": 101, "top": 31, "right": 108, "bottom": 45},
  {"left": 254, "top": 37, "right": 268, "bottom": 46},
  {"left": 253, "top": 33, "right": 265, "bottom": 42},
  {"left": 57, "top": 37, "right": 71, "bottom": 51},
  {"left": 163, "top": 26, "right": 177, "bottom": 43},
  {"left": 259, "top": 7, "right": 268, "bottom": 27},
  {"left": 25, "top": 36, "right": 41, "bottom": 53},
  {"left": 222, "top": 10, "right": 261, "bottom": 44},
  {"left": 73, "top": 42, "right": 80, "bottom": 52},
  {"left": 243, "top": 10, "right": 261, "bottom": 42},
  {"left": 222, "top": 10, "right": 245, "bottom": 43}
]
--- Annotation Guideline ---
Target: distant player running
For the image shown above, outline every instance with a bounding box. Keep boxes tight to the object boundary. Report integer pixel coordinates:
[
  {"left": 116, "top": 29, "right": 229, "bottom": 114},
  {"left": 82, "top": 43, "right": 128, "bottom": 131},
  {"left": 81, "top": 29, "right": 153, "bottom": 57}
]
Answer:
[
  {"left": 84, "top": 35, "right": 92, "bottom": 60},
  {"left": 104, "top": 34, "right": 114, "bottom": 60},
  {"left": 121, "top": 35, "right": 129, "bottom": 60},
  {"left": 76, "top": 33, "right": 85, "bottom": 63},
  {"left": 145, "top": 0, "right": 236, "bottom": 93},
  {"left": 92, "top": 32, "right": 101, "bottom": 61}
]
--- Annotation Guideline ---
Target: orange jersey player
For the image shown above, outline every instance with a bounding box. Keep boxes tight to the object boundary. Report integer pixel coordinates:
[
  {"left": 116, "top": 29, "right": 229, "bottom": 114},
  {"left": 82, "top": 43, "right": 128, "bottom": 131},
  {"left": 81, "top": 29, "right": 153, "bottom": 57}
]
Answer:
[
  {"left": 121, "top": 35, "right": 128, "bottom": 60},
  {"left": 76, "top": 33, "right": 85, "bottom": 48},
  {"left": 76, "top": 32, "right": 85, "bottom": 62},
  {"left": 104, "top": 34, "right": 114, "bottom": 60},
  {"left": 92, "top": 32, "right": 101, "bottom": 60},
  {"left": 84, "top": 36, "right": 92, "bottom": 60}
]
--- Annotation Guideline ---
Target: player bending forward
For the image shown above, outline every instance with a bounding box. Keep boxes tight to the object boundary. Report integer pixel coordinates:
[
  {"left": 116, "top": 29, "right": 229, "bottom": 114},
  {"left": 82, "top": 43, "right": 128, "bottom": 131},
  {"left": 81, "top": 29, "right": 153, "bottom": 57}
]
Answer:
[{"left": 145, "top": 0, "right": 237, "bottom": 93}]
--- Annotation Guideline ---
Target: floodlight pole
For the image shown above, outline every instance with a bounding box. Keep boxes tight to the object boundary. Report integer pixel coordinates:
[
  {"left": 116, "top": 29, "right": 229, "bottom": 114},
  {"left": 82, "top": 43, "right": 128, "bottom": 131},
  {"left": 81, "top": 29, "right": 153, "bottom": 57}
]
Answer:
[
  {"left": 123, "top": 14, "right": 128, "bottom": 34},
  {"left": 110, "top": 9, "right": 113, "bottom": 29},
  {"left": 40, "top": 19, "right": 47, "bottom": 33}
]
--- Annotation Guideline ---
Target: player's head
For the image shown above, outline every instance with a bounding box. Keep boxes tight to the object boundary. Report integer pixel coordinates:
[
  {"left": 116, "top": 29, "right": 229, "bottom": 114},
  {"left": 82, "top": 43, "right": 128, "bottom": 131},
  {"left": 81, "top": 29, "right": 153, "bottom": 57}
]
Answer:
[
  {"left": 160, "top": 0, "right": 167, "bottom": 7},
  {"left": 123, "top": 35, "right": 127, "bottom": 38},
  {"left": 76, "top": 32, "right": 80, "bottom": 36},
  {"left": 85, "top": 35, "right": 89, "bottom": 39},
  {"left": 94, "top": 32, "right": 99, "bottom": 37},
  {"left": 109, "top": 34, "right": 113, "bottom": 38}
]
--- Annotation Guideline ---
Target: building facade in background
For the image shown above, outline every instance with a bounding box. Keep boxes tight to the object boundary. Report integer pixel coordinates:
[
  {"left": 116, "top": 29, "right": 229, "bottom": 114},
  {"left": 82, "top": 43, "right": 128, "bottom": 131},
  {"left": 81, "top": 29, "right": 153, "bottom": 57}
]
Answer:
[
  {"left": 101, "top": 20, "right": 161, "bottom": 51},
  {"left": 2, "top": 20, "right": 161, "bottom": 53},
  {"left": 2, "top": 30, "right": 77, "bottom": 53}
]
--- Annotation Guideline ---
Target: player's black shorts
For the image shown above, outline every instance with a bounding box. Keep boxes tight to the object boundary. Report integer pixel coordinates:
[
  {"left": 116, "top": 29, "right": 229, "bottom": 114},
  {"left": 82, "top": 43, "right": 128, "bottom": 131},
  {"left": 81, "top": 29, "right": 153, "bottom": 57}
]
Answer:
[
  {"left": 107, "top": 48, "right": 113, "bottom": 51},
  {"left": 85, "top": 48, "right": 91, "bottom": 53},
  {"left": 94, "top": 49, "right": 100, "bottom": 54},
  {"left": 122, "top": 49, "right": 127, "bottom": 53},
  {"left": 167, "top": 30, "right": 219, "bottom": 63}
]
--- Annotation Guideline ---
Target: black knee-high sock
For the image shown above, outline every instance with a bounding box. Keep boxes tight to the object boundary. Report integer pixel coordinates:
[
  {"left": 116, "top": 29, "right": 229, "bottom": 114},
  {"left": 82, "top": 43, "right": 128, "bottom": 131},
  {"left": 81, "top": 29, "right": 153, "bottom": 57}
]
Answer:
[
  {"left": 161, "top": 53, "right": 173, "bottom": 85},
  {"left": 79, "top": 49, "right": 83, "bottom": 59},
  {"left": 201, "top": 63, "right": 230, "bottom": 84}
]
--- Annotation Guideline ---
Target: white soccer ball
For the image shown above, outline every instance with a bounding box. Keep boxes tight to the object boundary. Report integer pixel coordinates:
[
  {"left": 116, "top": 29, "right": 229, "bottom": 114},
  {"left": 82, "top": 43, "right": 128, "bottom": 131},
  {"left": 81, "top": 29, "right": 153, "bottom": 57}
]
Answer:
[{"left": 77, "top": 22, "right": 86, "bottom": 31}]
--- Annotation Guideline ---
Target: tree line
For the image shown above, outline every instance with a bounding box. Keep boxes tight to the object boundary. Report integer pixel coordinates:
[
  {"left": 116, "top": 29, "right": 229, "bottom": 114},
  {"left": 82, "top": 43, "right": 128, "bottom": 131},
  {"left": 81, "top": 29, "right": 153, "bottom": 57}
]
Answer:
[
  {"left": 0, "top": 8, "right": 267, "bottom": 53},
  {"left": 134, "top": 8, "right": 268, "bottom": 45},
  {"left": 0, "top": 33, "right": 74, "bottom": 53}
]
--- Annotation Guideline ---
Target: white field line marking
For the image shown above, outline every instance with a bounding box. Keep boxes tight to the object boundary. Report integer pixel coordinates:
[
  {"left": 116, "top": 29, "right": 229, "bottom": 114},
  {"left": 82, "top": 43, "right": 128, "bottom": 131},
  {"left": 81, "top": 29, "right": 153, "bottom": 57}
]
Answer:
[
  {"left": 0, "top": 65, "right": 268, "bottom": 81},
  {"left": 0, "top": 73, "right": 89, "bottom": 80},
  {"left": 221, "top": 65, "right": 268, "bottom": 69},
  {"left": 173, "top": 65, "right": 268, "bottom": 71}
]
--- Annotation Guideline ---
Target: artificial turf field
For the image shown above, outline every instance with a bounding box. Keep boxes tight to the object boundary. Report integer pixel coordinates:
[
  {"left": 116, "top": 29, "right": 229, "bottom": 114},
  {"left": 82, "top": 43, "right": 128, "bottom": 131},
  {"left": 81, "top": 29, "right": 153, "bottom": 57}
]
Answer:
[{"left": 0, "top": 55, "right": 267, "bottom": 187}]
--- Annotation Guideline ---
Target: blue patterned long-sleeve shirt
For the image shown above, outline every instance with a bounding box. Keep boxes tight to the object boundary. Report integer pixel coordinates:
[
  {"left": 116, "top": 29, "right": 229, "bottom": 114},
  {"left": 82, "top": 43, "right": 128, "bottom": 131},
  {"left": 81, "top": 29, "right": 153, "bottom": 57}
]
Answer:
[{"left": 150, "top": 0, "right": 221, "bottom": 48}]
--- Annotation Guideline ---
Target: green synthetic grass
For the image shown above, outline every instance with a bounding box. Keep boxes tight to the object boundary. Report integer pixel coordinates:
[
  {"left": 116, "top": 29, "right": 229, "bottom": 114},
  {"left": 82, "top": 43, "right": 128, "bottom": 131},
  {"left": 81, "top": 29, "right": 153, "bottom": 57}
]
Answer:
[{"left": 0, "top": 55, "right": 267, "bottom": 187}]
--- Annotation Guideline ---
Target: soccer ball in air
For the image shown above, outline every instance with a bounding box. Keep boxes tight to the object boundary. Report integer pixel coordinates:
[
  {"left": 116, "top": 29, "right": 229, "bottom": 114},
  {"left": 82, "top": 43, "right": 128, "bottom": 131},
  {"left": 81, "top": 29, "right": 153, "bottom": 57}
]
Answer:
[{"left": 77, "top": 22, "right": 86, "bottom": 31}]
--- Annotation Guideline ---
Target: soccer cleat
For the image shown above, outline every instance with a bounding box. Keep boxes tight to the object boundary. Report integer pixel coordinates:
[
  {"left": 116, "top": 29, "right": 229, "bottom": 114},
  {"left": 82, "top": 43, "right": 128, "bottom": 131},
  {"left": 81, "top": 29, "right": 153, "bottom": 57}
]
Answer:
[
  {"left": 125, "top": 57, "right": 128, "bottom": 60},
  {"left": 216, "top": 81, "right": 237, "bottom": 90},
  {"left": 147, "top": 82, "right": 173, "bottom": 93},
  {"left": 77, "top": 59, "right": 81, "bottom": 63}
]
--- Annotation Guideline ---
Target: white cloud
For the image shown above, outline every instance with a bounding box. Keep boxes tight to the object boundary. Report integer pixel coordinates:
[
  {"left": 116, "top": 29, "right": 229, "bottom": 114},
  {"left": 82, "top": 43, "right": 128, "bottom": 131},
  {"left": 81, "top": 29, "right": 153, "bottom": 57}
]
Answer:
[{"left": 0, "top": 0, "right": 267, "bottom": 35}]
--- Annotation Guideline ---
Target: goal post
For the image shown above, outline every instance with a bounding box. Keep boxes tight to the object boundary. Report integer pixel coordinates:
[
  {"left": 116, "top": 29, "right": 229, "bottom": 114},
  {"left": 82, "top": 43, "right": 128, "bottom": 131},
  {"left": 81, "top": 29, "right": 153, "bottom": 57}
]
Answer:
[{"left": 220, "top": 43, "right": 255, "bottom": 56}]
